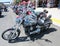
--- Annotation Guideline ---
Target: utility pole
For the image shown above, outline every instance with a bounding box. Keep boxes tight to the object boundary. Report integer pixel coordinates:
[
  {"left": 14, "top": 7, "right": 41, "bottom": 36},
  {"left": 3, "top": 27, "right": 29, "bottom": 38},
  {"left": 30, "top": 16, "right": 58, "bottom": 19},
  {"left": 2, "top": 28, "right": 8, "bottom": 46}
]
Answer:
[{"left": 35, "top": 0, "right": 38, "bottom": 8}]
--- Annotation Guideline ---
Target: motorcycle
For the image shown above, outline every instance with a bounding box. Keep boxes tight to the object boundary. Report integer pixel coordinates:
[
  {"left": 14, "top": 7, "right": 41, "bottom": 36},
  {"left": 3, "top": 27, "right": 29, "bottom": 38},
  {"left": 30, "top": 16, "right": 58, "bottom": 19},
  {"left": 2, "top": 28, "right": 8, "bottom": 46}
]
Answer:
[
  {"left": 1, "top": 10, "right": 52, "bottom": 42},
  {"left": 2, "top": 1, "right": 52, "bottom": 42}
]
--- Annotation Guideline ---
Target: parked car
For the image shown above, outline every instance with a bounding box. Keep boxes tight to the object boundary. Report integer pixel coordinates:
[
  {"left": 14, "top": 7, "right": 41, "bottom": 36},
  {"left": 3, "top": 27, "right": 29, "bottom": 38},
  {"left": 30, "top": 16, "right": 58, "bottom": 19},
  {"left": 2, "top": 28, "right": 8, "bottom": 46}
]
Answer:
[{"left": 0, "top": 3, "right": 3, "bottom": 17}]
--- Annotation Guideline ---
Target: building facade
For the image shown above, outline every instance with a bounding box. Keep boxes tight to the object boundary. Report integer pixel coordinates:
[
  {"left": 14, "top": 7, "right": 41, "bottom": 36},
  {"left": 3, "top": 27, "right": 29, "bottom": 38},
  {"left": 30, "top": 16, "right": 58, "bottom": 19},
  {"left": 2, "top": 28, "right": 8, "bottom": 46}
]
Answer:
[
  {"left": 13, "top": 0, "right": 60, "bottom": 8},
  {"left": 31, "top": 0, "right": 60, "bottom": 8},
  {"left": 37, "top": 0, "right": 60, "bottom": 7}
]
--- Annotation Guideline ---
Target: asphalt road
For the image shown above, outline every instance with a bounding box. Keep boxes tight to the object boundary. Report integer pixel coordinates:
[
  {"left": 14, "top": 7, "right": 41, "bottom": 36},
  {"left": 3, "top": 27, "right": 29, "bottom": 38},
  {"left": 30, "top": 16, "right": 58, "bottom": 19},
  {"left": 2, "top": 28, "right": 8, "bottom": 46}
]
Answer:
[{"left": 0, "top": 7, "right": 60, "bottom": 46}]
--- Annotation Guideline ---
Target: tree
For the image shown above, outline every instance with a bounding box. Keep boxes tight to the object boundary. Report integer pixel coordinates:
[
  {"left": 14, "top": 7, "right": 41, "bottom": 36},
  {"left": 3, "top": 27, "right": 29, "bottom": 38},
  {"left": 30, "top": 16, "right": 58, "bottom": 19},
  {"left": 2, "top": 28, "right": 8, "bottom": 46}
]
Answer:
[{"left": 14, "top": 0, "right": 21, "bottom": 4}]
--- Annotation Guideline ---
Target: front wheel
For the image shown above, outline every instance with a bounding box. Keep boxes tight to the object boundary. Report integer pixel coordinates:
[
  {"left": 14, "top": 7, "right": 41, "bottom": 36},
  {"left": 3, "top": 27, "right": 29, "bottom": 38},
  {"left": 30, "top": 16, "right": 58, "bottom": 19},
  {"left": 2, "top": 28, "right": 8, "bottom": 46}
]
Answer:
[{"left": 2, "top": 28, "right": 20, "bottom": 40}]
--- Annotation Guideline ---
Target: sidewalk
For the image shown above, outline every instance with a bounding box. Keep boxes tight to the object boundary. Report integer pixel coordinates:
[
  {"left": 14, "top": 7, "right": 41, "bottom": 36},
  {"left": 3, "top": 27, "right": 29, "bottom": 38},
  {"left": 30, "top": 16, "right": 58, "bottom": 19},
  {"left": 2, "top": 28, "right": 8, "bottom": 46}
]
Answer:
[{"left": 35, "top": 8, "right": 60, "bottom": 27}]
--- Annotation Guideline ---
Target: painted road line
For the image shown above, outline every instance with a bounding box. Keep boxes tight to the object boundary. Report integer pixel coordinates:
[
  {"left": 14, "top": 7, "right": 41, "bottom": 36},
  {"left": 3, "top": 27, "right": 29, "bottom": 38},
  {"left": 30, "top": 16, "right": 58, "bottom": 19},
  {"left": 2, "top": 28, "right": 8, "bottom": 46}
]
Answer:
[{"left": 51, "top": 18, "right": 60, "bottom": 24}]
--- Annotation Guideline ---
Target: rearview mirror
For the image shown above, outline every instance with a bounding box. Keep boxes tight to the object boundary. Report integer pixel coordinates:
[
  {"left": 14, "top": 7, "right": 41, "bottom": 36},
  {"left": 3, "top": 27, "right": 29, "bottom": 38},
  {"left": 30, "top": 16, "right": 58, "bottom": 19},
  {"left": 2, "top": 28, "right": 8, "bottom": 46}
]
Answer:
[{"left": 43, "top": 10, "right": 48, "bottom": 13}]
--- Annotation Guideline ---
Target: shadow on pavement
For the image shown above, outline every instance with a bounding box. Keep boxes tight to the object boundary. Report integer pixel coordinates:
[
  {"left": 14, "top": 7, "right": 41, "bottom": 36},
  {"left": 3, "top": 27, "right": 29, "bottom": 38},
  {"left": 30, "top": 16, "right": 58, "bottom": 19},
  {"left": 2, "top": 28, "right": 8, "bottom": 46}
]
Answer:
[
  {"left": 29, "top": 28, "right": 57, "bottom": 42},
  {"left": 10, "top": 28, "right": 57, "bottom": 43},
  {"left": 0, "top": 15, "right": 6, "bottom": 18}
]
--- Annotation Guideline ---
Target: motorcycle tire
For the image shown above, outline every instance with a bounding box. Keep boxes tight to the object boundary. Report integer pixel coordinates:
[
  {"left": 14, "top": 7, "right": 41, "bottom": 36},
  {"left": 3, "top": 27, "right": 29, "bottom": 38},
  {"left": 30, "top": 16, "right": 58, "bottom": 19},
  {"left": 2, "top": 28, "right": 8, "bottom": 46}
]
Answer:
[{"left": 2, "top": 28, "right": 20, "bottom": 40}]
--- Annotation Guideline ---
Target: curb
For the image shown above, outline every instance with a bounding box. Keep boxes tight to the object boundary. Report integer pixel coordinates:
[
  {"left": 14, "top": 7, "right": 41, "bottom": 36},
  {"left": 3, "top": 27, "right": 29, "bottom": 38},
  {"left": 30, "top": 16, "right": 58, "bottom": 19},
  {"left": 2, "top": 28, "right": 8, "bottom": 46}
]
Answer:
[{"left": 51, "top": 18, "right": 60, "bottom": 27}]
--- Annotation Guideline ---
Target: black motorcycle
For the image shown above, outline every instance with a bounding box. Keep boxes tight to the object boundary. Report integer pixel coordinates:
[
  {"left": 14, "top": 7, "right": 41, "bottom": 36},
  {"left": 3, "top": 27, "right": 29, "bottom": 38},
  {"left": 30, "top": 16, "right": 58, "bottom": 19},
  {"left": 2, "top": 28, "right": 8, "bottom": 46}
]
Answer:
[{"left": 1, "top": 10, "right": 52, "bottom": 42}]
